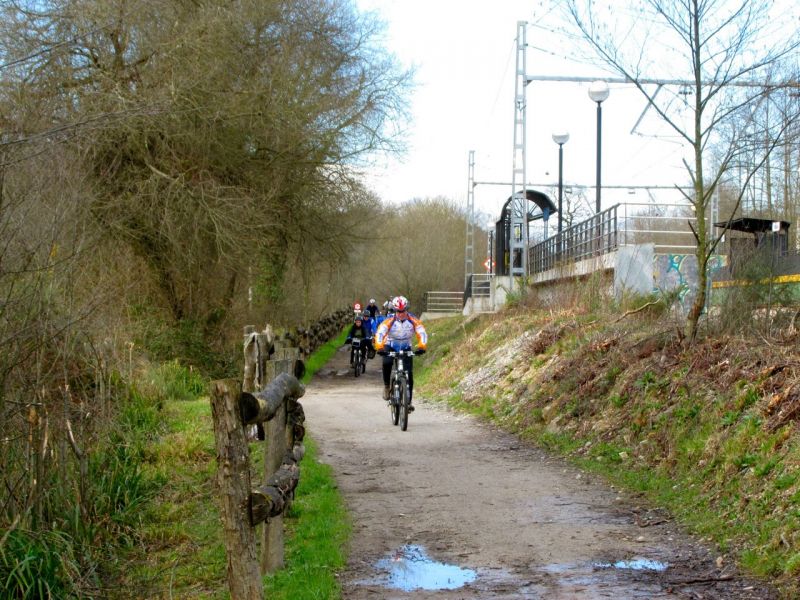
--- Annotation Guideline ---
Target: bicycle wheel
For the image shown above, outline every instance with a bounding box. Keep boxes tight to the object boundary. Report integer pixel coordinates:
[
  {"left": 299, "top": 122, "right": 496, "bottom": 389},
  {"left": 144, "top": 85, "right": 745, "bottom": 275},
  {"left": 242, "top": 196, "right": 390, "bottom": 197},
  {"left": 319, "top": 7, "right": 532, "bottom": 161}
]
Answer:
[
  {"left": 390, "top": 379, "right": 400, "bottom": 426},
  {"left": 399, "top": 376, "right": 410, "bottom": 431},
  {"left": 354, "top": 359, "right": 360, "bottom": 377}
]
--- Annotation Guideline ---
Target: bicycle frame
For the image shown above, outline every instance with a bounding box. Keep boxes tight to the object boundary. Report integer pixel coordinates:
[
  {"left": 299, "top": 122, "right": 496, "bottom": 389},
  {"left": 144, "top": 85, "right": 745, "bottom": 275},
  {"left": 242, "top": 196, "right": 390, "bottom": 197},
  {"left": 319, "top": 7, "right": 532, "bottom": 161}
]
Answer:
[
  {"left": 351, "top": 338, "right": 366, "bottom": 361},
  {"left": 386, "top": 349, "right": 415, "bottom": 430},
  {"left": 351, "top": 338, "right": 369, "bottom": 376},
  {"left": 388, "top": 350, "right": 413, "bottom": 382}
]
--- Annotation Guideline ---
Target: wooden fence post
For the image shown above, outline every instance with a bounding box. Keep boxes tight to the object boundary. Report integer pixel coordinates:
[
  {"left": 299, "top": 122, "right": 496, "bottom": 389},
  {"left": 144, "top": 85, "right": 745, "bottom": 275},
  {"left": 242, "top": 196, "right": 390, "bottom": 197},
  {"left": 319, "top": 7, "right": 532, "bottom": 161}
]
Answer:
[
  {"left": 210, "top": 379, "right": 263, "bottom": 600},
  {"left": 261, "top": 390, "right": 287, "bottom": 573},
  {"left": 209, "top": 317, "right": 333, "bottom": 594},
  {"left": 242, "top": 326, "right": 257, "bottom": 393},
  {"left": 256, "top": 332, "right": 271, "bottom": 389},
  {"left": 211, "top": 315, "right": 336, "bottom": 590},
  {"left": 260, "top": 351, "right": 297, "bottom": 574}
]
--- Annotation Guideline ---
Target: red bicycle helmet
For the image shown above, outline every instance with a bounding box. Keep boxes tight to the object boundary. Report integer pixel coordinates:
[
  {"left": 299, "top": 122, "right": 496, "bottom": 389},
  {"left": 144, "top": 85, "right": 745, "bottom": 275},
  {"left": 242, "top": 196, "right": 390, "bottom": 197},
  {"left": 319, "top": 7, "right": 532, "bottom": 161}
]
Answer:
[{"left": 392, "top": 295, "right": 409, "bottom": 311}]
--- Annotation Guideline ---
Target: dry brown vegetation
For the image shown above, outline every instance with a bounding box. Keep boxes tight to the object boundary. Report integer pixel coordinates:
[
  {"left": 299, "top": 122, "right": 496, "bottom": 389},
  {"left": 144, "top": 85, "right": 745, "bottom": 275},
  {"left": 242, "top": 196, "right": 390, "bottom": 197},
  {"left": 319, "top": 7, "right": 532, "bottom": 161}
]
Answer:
[{"left": 419, "top": 290, "right": 800, "bottom": 597}]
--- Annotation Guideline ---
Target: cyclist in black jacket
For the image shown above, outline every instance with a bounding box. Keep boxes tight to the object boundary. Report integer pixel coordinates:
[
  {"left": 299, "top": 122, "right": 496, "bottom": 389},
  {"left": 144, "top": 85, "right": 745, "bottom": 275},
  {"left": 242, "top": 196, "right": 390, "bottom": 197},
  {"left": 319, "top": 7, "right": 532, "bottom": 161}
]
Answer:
[{"left": 345, "top": 315, "right": 372, "bottom": 361}]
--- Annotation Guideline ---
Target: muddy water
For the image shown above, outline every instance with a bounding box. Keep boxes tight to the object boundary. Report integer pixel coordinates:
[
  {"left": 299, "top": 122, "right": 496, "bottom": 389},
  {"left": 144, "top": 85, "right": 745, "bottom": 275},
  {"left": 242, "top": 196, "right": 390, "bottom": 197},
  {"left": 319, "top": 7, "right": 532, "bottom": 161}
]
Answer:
[{"left": 358, "top": 544, "right": 477, "bottom": 591}]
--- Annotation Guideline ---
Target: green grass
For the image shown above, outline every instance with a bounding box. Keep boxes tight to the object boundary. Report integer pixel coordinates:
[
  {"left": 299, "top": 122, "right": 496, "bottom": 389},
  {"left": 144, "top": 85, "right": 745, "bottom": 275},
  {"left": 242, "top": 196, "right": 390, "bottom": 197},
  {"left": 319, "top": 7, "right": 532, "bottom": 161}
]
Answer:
[
  {"left": 1, "top": 362, "right": 190, "bottom": 599},
  {"left": 262, "top": 437, "right": 349, "bottom": 599},
  {"left": 302, "top": 328, "right": 349, "bottom": 384},
  {"left": 0, "top": 529, "right": 82, "bottom": 600},
  {"left": 116, "top": 331, "right": 350, "bottom": 599}
]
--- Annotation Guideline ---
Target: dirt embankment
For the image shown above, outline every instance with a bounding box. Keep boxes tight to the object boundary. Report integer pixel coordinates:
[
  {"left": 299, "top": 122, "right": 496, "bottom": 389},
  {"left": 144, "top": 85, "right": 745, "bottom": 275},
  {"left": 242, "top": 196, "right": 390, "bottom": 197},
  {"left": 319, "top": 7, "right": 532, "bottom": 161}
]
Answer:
[{"left": 302, "top": 343, "right": 780, "bottom": 599}]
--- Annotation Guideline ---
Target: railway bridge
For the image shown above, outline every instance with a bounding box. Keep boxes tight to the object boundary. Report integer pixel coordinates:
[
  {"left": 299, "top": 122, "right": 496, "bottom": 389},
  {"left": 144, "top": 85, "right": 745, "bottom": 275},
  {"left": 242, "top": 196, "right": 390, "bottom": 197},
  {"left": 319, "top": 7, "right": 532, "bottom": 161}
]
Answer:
[{"left": 424, "top": 194, "right": 798, "bottom": 319}]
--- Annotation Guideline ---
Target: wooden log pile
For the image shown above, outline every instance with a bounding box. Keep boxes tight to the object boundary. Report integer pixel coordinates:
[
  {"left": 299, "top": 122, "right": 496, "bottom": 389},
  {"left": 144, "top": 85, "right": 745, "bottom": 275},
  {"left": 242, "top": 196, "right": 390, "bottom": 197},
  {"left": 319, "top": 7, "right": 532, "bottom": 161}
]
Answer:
[{"left": 276, "top": 308, "right": 351, "bottom": 358}]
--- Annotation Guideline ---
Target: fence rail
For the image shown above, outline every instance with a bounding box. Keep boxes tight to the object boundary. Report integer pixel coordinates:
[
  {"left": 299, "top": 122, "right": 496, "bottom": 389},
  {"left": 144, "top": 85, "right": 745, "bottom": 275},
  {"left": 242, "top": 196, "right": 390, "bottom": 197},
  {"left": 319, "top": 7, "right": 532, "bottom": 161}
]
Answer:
[
  {"left": 618, "top": 201, "right": 697, "bottom": 253},
  {"left": 210, "top": 309, "right": 350, "bottom": 600},
  {"left": 470, "top": 274, "right": 492, "bottom": 298},
  {"left": 425, "top": 290, "right": 463, "bottom": 313}
]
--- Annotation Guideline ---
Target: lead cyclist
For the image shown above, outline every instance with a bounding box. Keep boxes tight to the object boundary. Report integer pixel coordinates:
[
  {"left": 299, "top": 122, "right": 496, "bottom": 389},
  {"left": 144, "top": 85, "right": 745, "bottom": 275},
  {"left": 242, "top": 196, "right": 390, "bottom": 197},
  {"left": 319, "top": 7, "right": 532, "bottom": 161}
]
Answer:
[{"left": 373, "top": 295, "right": 428, "bottom": 410}]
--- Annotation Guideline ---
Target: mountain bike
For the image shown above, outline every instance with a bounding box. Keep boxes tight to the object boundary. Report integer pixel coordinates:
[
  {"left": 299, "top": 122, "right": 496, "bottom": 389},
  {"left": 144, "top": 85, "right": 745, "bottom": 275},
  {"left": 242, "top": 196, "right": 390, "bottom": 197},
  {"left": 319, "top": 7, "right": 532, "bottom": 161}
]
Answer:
[
  {"left": 385, "top": 349, "right": 416, "bottom": 431},
  {"left": 350, "top": 338, "right": 369, "bottom": 377}
]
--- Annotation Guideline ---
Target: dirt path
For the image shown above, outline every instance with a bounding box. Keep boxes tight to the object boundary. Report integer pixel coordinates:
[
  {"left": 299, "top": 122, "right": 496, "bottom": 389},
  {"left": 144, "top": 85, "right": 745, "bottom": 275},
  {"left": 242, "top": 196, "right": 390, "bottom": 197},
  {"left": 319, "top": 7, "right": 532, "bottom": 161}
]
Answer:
[{"left": 302, "top": 347, "right": 776, "bottom": 599}]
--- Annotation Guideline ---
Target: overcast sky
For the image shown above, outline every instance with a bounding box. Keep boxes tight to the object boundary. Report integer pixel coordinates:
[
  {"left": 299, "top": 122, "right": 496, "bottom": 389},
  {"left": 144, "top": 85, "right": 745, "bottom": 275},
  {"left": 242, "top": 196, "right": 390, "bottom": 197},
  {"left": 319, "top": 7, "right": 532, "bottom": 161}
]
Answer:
[{"left": 354, "top": 0, "right": 696, "bottom": 225}]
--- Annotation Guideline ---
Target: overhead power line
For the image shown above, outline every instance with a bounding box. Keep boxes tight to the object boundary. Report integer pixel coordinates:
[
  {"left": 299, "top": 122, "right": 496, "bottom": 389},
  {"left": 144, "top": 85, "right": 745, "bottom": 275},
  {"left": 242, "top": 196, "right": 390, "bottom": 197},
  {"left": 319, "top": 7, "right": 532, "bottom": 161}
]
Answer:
[
  {"left": 473, "top": 180, "right": 692, "bottom": 190},
  {"left": 525, "top": 74, "right": 800, "bottom": 89}
]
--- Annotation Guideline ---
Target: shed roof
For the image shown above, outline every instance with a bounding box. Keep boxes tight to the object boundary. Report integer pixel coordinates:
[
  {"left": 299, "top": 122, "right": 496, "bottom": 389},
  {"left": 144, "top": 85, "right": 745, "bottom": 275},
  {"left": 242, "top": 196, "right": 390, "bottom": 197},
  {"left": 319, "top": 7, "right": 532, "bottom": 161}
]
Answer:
[{"left": 714, "top": 217, "right": 791, "bottom": 233}]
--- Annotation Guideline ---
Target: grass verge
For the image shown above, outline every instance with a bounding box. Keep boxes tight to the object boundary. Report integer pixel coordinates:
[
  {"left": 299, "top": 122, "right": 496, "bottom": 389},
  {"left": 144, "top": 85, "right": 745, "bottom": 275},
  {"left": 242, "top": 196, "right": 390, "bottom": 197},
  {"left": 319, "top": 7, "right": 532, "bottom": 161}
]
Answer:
[
  {"left": 115, "top": 330, "right": 350, "bottom": 599},
  {"left": 302, "top": 328, "right": 349, "bottom": 384}
]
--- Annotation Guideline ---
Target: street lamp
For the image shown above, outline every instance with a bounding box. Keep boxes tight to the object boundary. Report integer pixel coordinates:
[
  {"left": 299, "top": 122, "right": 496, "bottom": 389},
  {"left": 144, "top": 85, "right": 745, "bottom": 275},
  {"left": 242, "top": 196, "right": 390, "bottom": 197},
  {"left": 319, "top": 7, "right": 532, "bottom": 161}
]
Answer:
[
  {"left": 588, "top": 80, "right": 610, "bottom": 215},
  {"left": 551, "top": 131, "right": 569, "bottom": 238}
]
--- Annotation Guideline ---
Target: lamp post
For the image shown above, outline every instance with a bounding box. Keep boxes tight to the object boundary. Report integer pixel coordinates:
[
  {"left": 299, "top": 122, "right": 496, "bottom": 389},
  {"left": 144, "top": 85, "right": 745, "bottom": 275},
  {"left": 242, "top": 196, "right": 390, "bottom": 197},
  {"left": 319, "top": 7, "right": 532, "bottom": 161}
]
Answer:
[
  {"left": 551, "top": 132, "right": 569, "bottom": 237},
  {"left": 588, "top": 80, "right": 609, "bottom": 215}
]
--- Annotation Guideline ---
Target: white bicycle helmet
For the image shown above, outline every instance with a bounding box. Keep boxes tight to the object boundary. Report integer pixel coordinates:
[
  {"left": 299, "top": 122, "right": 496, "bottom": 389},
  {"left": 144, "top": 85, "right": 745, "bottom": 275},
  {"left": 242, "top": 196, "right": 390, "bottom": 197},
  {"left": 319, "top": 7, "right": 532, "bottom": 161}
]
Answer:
[{"left": 392, "top": 295, "right": 409, "bottom": 311}]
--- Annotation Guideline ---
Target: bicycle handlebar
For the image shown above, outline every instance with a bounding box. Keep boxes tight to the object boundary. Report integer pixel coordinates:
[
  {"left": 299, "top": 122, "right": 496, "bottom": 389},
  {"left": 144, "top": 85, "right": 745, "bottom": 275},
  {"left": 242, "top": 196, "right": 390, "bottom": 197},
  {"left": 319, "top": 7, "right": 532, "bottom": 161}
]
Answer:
[{"left": 382, "top": 349, "right": 416, "bottom": 357}]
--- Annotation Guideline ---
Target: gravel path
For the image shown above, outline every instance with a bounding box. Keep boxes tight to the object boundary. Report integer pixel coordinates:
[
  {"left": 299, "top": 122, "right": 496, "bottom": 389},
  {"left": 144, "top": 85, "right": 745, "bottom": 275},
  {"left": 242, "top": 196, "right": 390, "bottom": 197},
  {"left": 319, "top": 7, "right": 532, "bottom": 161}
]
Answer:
[{"left": 302, "top": 347, "right": 776, "bottom": 599}]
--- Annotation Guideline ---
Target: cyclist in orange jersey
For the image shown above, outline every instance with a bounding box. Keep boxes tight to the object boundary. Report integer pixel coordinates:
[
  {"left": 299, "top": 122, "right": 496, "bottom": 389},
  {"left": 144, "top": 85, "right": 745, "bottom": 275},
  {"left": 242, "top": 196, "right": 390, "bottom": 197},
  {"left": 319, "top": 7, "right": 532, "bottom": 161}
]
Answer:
[{"left": 373, "top": 295, "right": 427, "bottom": 409}]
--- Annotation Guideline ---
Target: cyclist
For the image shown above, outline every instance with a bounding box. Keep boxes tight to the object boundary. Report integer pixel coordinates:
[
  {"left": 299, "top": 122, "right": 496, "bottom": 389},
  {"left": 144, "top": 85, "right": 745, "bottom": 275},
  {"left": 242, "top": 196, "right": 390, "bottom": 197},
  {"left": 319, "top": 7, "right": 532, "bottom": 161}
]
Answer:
[
  {"left": 360, "top": 310, "right": 376, "bottom": 337},
  {"left": 365, "top": 298, "right": 380, "bottom": 319},
  {"left": 345, "top": 315, "right": 372, "bottom": 364},
  {"left": 372, "top": 302, "right": 389, "bottom": 337},
  {"left": 361, "top": 311, "right": 378, "bottom": 359},
  {"left": 373, "top": 296, "right": 427, "bottom": 410}
]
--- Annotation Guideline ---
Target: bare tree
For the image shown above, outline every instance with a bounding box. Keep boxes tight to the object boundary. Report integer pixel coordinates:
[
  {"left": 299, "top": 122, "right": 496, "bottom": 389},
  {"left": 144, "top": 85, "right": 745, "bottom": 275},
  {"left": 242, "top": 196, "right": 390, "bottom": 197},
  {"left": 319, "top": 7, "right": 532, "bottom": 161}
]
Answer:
[
  {"left": 726, "top": 89, "right": 800, "bottom": 250},
  {"left": 0, "top": 0, "right": 411, "bottom": 334},
  {"left": 545, "top": 184, "right": 593, "bottom": 233},
  {"left": 0, "top": 3, "right": 412, "bottom": 588},
  {"left": 564, "top": 0, "right": 800, "bottom": 340},
  {"left": 278, "top": 195, "right": 478, "bottom": 316},
  {"left": 364, "top": 197, "right": 475, "bottom": 310}
]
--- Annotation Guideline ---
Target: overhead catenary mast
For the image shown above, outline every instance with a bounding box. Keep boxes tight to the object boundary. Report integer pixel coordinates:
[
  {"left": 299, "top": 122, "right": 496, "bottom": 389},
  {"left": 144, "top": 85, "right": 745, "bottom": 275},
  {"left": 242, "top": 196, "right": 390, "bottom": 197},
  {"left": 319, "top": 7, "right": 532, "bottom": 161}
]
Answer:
[
  {"left": 510, "top": 20, "right": 528, "bottom": 289},
  {"left": 464, "top": 150, "right": 475, "bottom": 288}
]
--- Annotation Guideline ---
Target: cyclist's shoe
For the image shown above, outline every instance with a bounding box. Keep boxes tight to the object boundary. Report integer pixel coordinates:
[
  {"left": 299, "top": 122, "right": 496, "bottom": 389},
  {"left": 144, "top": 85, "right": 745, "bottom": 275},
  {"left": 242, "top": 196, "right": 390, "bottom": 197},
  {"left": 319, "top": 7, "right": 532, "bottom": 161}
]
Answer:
[
  {"left": 383, "top": 386, "right": 390, "bottom": 400},
  {"left": 408, "top": 404, "right": 415, "bottom": 412}
]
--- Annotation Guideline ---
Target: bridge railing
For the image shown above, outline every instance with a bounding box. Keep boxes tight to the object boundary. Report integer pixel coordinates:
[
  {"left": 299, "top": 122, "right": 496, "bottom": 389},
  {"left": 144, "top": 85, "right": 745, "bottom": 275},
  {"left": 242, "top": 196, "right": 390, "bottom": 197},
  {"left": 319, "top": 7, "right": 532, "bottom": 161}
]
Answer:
[
  {"left": 618, "top": 201, "right": 697, "bottom": 254},
  {"left": 530, "top": 205, "right": 619, "bottom": 274},
  {"left": 530, "top": 202, "right": 699, "bottom": 275}
]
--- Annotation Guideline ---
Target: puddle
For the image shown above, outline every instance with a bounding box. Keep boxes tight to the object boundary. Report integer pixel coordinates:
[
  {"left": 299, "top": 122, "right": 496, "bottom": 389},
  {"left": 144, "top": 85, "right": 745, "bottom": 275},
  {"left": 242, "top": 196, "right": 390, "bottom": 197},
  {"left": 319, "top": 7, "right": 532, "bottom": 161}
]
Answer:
[
  {"left": 540, "top": 560, "right": 672, "bottom": 598},
  {"left": 595, "top": 558, "right": 668, "bottom": 571},
  {"left": 540, "top": 562, "right": 600, "bottom": 587},
  {"left": 372, "top": 544, "right": 477, "bottom": 591}
]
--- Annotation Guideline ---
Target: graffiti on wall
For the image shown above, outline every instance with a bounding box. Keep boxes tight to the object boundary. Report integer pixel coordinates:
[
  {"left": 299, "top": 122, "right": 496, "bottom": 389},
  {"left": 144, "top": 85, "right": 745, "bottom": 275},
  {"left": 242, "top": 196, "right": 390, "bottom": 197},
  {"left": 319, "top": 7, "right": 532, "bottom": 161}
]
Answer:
[{"left": 653, "top": 254, "right": 725, "bottom": 312}]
